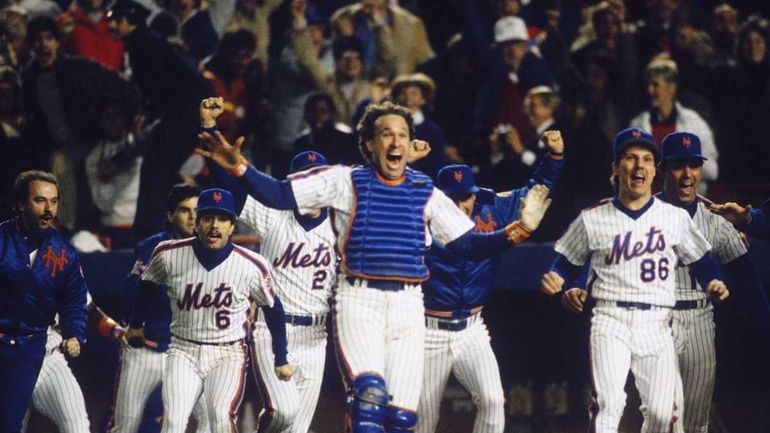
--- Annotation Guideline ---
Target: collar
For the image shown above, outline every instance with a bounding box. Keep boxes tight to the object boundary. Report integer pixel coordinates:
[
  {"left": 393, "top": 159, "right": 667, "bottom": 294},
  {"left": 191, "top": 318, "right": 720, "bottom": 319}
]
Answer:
[
  {"left": 656, "top": 192, "right": 699, "bottom": 218},
  {"left": 16, "top": 217, "right": 52, "bottom": 254},
  {"left": 293, "top": 209, "right": 328, "bottom": 232},
  {"left": 536, "top": 118, "right": 555, "bottom": 138},
  {"left": 612, "top": 196, "right": 655, "bottom": 220},
  {"left": 412, "top": 110, "right": 425, "bottom": 125},
  {"left": 192, "top": 238, "right": 233, "bottom": 271},
  {"left": 650, "top": 104, "right": 677, "bottom": 125}
]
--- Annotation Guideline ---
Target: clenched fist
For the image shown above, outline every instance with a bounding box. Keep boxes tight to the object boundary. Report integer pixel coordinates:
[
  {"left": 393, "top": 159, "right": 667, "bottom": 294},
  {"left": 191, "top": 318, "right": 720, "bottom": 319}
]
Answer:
[
  {"left": 540, "top": 271, "right": 565, "bottom": 296},
  {"left": 541, "top": 130, "right": 564, "bottom": 155},
  {"left": 60, "top": 337, "right": 81, "bottom": 357},
  {"left": 275, "top": 363, "right": 294, "bottom": 381},
  {"left": 200, "top": 97, "right": 224, "bottom": 128}
]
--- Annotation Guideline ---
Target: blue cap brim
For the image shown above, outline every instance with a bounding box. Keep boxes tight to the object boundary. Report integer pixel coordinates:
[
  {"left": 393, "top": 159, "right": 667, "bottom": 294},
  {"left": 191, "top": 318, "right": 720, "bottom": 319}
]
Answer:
[
  {"left": 662, "top": 155, "right": 708, "bottom": 161},
  {"left": 442, "top": 185, "right": 480, "bottom": 196}
]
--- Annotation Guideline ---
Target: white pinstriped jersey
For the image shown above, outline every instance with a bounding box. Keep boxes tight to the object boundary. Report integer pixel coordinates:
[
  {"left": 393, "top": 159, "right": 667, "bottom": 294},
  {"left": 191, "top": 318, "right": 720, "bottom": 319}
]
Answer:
[
  {"left": 555, "top": 197, "right": 712, "bottom": 306},
  {"left": 240, "top": 196, "right": 336, "bottom": 316},
  {"left": 141, "top": 239, "right": 276, "bottom": 343},
  {"left": 672, "top": 197, "right": 748, "bottom": 301},
  {"left": 289, "top": 165, "right": 474, "bottom": 265}
]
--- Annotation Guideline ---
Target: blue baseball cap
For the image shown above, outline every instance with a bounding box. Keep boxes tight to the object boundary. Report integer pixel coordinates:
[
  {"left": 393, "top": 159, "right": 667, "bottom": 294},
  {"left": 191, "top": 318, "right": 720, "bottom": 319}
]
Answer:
[
  {"left": 290, "top": 151, "right": 327, "bottom": 173},
  {"left": 197, "top": 188, "right": 236, "bottom": 219},
  {"left": 661, "top": 132, "right": 707, "bottom": 162},
  {"left": 437, "top": 164, "right": 480, "bottom": 196},
  {"left": 613, "top": 127, "right": 659, "bottom": 162}
]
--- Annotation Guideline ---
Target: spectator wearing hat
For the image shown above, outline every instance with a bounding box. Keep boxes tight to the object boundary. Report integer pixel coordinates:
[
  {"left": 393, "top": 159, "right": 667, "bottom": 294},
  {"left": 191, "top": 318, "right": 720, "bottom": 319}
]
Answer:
[
  {"left": 629, "top": 58, "right": 718, "bottom": 193},
  {"left": 107, "top": 0, "right": 213, "bottom": 239},
  {"left": 224, "top": 0, "right": 283, "bottom": 72},
  {"left": 330, "top": 0, "right": 433, "bottom": 76},
  {"left": 391, "top": 72, "right": 446, "bottom": 179},
  {"left": 59, "top": 0, "right": 124, "bottom": 71},
  {"left": 474, "top": 15, "right": 552, "bottom": 146}
]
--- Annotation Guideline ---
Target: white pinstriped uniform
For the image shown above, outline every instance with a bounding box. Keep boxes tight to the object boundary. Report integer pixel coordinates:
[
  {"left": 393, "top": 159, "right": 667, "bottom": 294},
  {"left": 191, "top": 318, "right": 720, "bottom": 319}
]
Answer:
[
  {"left": 141, "top": 239, "right": 277, "bottom": 433},
  {"left": 668, "top": 197, "right": 747, "bottom": 433},
  {"left": 240, "top": 195, "right": 336, "bottom": 433},
  {"left": 290, "top": 165, "right": 473, "bottom": 411},
  {"left": 555, "top": 198, "right": 712, "bottom": 433},
  {"left": 109, "top": 251, "right": 210, "bottom": 433}
]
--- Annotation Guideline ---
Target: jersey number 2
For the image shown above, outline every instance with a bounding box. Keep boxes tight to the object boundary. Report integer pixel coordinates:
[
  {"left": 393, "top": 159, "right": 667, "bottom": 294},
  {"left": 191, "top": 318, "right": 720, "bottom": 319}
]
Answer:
[
  {"left": 640, "top": 258, "right": 669, "bottom": 282},
  {"left": 312, "top": 270, "right": 328, "bottom": 290}
]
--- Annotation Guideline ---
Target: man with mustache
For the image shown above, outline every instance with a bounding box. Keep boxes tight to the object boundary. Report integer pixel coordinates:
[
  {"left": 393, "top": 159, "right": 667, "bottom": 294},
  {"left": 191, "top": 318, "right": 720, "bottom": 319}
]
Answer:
[
  {"left": 126, "top": 188, "right": 292, "bottom": 433},
  {"left": 0, "top": 170, "right": 88, "bottom": 433},
  {"left": 198, "top": 99, "right": 553, "bottom": 433}
]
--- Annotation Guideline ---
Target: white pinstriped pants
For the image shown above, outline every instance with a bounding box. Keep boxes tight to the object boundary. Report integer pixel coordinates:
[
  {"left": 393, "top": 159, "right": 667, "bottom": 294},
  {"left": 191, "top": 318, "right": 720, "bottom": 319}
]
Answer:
[
  {"left": 108, "top": 344, "right": 210, "bottom": 433},
  {"left": 416, "top": 315, "right": 505, "bottom": 433},
  {"left": 251, "top": 320, "right": 327, "bottom": 433},
  {"left": 589, "top": 303, "right": 684, "bottom": 433},
  {"left": 161, "top": 338, "right": 248, "bottom": 433},
  {"left": 24, "top": 348, "right": 90, "bottom": 433},
  {"left": 671, "top": 306, "right": 715, "bottom": 433},
  {"left": 332, "top": 279, "right": 426, "bottom": 411}
]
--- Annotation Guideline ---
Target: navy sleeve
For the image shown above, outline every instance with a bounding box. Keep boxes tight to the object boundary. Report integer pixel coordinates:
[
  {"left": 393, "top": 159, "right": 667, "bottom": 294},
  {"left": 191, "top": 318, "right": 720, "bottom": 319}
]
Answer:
[
  {"left": 724, "top": 254, "right": 770, "bottom": 340},
  {"left": 239, "top": 165, "right": 297, "bottom": 210},
  {"left": 58, "top": 253, "right": 88, "bottom": 342},
  {"left": 130, "top": 280, "right": 163, "bottom": 328},
  {"left": 444, "top": 228, "right": 512, "bottom": 260},
  {"left": 529, "top": 155, "right": 563, "bottom": 191},
  {"left": 688, "top": 253, "right": 724, "bottom": 289},
  {"left": 737, "top": 206, "right": 770, "bottom": 240},
  {"left": 549, "top": 254, "right": 586, "bottom": 288},
  {"left": 207, "top": 161, "right": 248, "bottom": 214},
  {"left": 261, "top": 298, "right": 289, "bottom": 366}
]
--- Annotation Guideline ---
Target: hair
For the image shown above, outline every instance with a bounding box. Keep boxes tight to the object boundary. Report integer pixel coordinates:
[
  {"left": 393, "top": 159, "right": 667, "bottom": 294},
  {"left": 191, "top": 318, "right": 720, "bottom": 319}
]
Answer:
[
  {"left": 591, "top": 2, "right": 618, "bottom": 31},
  {"left": 304, "top": 92, "right": 337, "bottom": 116},
  {"left": 332, "top": 36, "right": 364, "bottom": 61},
  {"left": 166, "top": 184, "right": 200, "bottom": 214},
  {"left": 107, "top": 0, "right": 151, "bottom": 27},
  {"left": 355, "top": 101, "right": 414, "bottom": 164},
  {"left": 218, "top": 30, "right": 256, "bottom": 57},
  {"left": 736, "top": 17, "right": 769, "bottom": 63},
  {"left": 524, "top": 85, "right": 560, "bottom": 110},
  {"left": 26, "top": 15, "right": 61, "bottom": 43},
  {"left": 644, "top": 58, "right": 679, "bottom": 85},
  {"left": 13, "top": 170, "right": 58, "bottom": 213}
]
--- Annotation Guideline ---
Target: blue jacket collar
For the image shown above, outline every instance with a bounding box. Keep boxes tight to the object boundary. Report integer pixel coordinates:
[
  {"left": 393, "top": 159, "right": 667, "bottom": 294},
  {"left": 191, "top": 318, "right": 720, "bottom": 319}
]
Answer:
[{"left": 192, "top": 238, "right": 234, "bottom": 271}]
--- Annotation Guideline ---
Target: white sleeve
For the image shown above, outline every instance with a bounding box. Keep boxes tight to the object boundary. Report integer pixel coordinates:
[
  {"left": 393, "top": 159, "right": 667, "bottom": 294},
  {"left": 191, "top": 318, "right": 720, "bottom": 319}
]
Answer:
[
  {"left": 140, "top": 250, "right": 168, "bottom": 285},
  {"left": 249, "top": 259, "right": 277, "bottom": 308},
  {"left": 712, "top": 216, "right": 748, "bottom": 264},
  {"left": 676, "top": 213, "right": 713, "bottom": 265},
  {"left": 554, "top": 214, "right": 591, "bottom": 265},
  {"left": 289, "top": 165, "right": 353, "bottom": 215},
  {"left": 425, "top": 188, "right": 475, "bottom": 245},
  {"left": 699, "top": 124, "right": 719, "bottom": 181},
  {"left": 239, "top": 195, "right": 275, "bottom": 241}
]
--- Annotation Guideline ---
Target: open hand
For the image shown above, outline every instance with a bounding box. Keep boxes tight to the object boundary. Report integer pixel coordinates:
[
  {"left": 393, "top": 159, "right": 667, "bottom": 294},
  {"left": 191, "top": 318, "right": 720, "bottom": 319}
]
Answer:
[
  {"left": 561, "top": 288, "right": 588, "bottom": 313},
  {"left": 60, "top": 337, "right": 81, "bottom": 357},
  {"left": 519, "top": 184, "right": 552, "bottom": 232}
]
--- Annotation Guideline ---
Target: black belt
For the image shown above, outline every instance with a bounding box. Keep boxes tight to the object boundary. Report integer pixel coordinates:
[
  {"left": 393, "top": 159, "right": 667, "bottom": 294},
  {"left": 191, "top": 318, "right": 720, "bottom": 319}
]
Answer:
[
  {"left": 673, "top": 300, "right": 707, "bottom": 310},
  {"left": 346, "top": 276, "right": 408, "bottom": 291},
  {"left": 173, "top": 334, "right": 242, "bottom": 346},
  {"left": 285, "top": 314, "right": 325, "bottom": 326},
  {"left": 616, "top": 301, "right": 653, "bottom": 310},
  {"left": 431, "top": 318, "right": 469, "bottom": 332}
]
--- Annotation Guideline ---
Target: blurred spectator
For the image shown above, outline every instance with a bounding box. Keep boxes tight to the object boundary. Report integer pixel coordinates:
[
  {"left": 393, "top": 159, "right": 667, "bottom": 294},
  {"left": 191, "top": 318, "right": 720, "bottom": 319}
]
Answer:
[
  {"left": 635, "top": 0, "right": 685, "bottom": 67},
  {"left": 21, "top": 15, "right": 137, "bottom": 230},
  {"left": 288, "top": 92, "right": 360, "bottom": 176},
  {"left": 571, "top": 1, "right": 641, "bottom": 120},
  {"left": 107, "top": 0, "right": 213, "bottom": 239},
  {"left": 0, "top": 67, "right": 23, "bottom": 220},
  {"left": 59, "top": 0, "right": 124, "bottom": 71},
  {"left": 224, "top": 0, "right": 282, "bottom": 72},
  {"left": 629, "top": 58, "right": 718, "bottom": 191},
  {"left": 0, "top": 6, "right": 28, "bottom": 70},
  {"left": 496, "top": 0, "right": 521, "bottom": 18},
  {"left": 475, "top": 16, "right": 552, "bottom": 145},
  {"left": 268, "top": 0, "right": 332, "bottom": 165},
  {"left": 159, "top": 0, "right": 235, "bottom": 65},
  {"left": 202, "top": 29, "right": 269, "bottom": 144},
  {"left": 83, "top": 96, "right": 142, "bottom": 249},
  {"left": 390, "top": 72, "right": 446, "bottom": 179},
  {"left": 708, "top": 3, "right": 740, "bottom": 66},
  {"left": 330, "top": 0, "right": 434, "bottom": 76},
  {"left": 16, "top": 0, "right": 61, "bottom": 19}
]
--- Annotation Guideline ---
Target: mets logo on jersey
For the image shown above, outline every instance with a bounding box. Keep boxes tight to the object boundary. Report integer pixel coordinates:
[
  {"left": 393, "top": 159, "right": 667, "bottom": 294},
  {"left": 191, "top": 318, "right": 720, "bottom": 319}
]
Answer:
[
  {"left": 178, "top": 282, "right": 233, "bottom": 310},
  {"left": 273, "top": 242, "right": 333, "bottom": 269},
  {"left": 42, "top": 246, "right": 69, "bottom": 277},
  {"left": 213, "top": 192, "right": 223, "bottom": 203},
  {"left": 474, "top": 212, "right": 497, "bottom": 233},
  {"left": 605, "top": 226, "right": 666, "bottom": 265}
]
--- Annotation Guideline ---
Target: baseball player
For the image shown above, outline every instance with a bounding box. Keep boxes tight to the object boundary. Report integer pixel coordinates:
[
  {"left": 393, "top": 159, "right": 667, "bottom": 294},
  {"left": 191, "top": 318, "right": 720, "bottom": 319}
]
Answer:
[
  {"left": 1, "top": 170, "right": 87, "bottom": 433},
  {"left": 561, "top": 131, "right": 770, "bottom": 433},
  {"left": 197, "top": 100, "right": 553, "bottom": 433},
  {"left": 127, "top": 188, "right": 293, "bottom": 433},
  {"left": 540, "top": 128, "right": 729, "bottom": 433},
  {"left": 107, "top": 184, "right": 212, "bottom": 433},
  {"left": 417, "top": 131, "right": 564, "bottom": 433}
]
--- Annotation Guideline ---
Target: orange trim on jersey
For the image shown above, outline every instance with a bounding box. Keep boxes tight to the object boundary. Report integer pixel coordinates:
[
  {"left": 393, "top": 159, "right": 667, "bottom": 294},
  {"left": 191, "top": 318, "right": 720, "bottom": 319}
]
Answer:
[
  {"left": 339, "top": 184, "right": 358, "bottom": 273},
  {"left": 425, "top": 305, "right": 483, "bottom": 318},
  {"left": 143, "top": 339, "right": 159, "bottom": 349},
  {"left": 233, "top": 245, "right": 269, "bottom": 278},
  {"left": 375, "top": 170, "right": 406, "bottom": 186},
  {"left": 149, "top": 238, "right": 194, "bottom": 260}
]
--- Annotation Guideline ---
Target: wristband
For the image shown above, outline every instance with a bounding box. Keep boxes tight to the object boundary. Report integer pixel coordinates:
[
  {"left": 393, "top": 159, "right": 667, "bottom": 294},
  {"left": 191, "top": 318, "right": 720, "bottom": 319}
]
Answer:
[
  {"left": 548, "top": 151, "right": 564, "bottom": 160},
  {"left": 504, "top": 221, "right": 531, "bottom": 245},
  {"left": 200, "top": 124, "right": 219, "bottom": 135}
]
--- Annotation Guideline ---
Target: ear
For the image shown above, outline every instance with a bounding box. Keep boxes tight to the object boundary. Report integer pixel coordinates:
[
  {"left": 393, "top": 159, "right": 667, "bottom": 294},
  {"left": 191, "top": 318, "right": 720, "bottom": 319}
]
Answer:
[
  {"left": 365, "top": 139, "right": 374, "bottom": 154},
  {"left": 166, "top": 211, "right": 174, "bottom": 224}
]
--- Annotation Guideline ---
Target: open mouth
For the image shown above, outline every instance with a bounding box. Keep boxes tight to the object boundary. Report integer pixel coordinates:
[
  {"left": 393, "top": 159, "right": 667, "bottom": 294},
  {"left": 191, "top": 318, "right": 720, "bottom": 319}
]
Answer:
[
  {"left": 39, "top": 214, "right": 53, "bottom": 225},
  {"left": 206, "top": 231, "right": 222, "bottom": 242},
  {"left": 678, "top": 180, "right": 694, "bottom": 196},
  {"left": 630, "top": 172, "right": 646, "bottom": 186}
]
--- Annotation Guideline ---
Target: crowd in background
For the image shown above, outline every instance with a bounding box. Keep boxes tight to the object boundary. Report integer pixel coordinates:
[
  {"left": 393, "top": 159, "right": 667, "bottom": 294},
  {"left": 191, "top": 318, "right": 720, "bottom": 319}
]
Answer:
[{"left": 1, "top": 0, "right": 769, "bottom": 250}]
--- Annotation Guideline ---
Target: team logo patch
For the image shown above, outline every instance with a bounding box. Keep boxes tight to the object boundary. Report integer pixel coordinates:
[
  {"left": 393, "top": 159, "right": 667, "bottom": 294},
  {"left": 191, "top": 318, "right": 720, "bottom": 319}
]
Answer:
[
  {"left": 213, "top": 192, "right": 223, "bottom": 203},
  {"left": 308, "top": 153, "right": 317, "bottom": 162},
  {"left": 474, "top": 212, "right": 497, "bottom": 233},
  {"left": 42, "top": 246, "right": 69, "bottom": 278},
  {"left": 682, "top": 136, "right": 691, "bottom": 147},
  {"left": 454, "top": 170, "right": 463, "bottom": 182},
  {"left": 632, "top": 129, "right": 641, "bottom": 138}
]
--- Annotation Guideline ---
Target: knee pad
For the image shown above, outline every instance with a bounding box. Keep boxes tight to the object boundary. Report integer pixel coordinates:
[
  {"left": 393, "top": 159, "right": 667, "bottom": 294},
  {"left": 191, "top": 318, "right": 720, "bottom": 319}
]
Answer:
[
  {"left": 349, "top": 374, "right": 390, "bottom": 433},
  {"left": 384, "top": 406, "right": 417, "bottom": 433}
]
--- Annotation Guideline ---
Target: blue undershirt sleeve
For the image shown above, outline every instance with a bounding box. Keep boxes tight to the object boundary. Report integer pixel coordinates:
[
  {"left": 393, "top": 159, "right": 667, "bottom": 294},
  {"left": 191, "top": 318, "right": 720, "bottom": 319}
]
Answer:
[
  {"left": 550, "top": 254, "right": 586, "bottom": 288},
  {"left": 130, "top": 280, "right": 163, "bottom": 328},
  {"left": 239, "top": 165, "right": 297, "bottom": 210},
  {"left": 688, "top": 253, "right": 723, "bottom": 290},
  {"left": 261, "top": 298, "right": 289, "bottom": 366},
  {"left": 444, "top": 228, "right": 512, "bottom": 260}
]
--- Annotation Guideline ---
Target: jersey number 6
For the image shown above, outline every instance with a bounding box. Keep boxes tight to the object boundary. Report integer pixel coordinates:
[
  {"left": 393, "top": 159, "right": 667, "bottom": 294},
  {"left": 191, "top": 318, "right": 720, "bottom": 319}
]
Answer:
[{"left": 215, "top": 310, "right": 230, "bottom": 329}]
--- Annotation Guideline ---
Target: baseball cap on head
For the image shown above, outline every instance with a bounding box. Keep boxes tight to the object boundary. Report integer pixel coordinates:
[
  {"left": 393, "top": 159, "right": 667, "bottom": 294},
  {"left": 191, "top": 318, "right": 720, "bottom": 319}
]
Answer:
[
  {"left": 290, "top": 151, "right": 327, "bottom": 173},
  {"left": 437, "top": 164, "right": 480, "bottom": 196},
  {"left": 661, "top": 132, "right": 707, "bottom": 162},
  {"left": 494, "top": 16, "right": 529, "bottom": 44},
  {"left": 612, "top": 127, "right": 659, "bottom": 162},
  {"left": 197, "top": 188, "right": 236, "bottom": 220}
]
